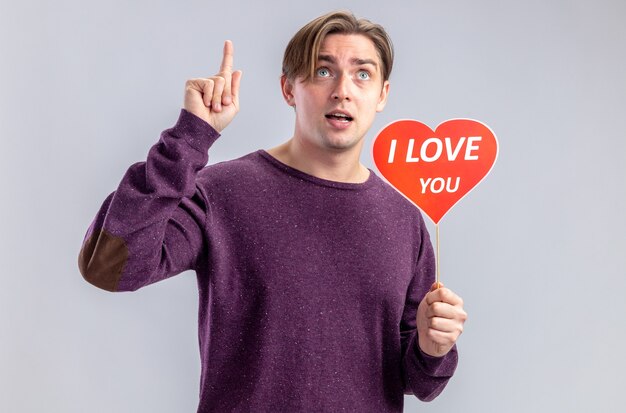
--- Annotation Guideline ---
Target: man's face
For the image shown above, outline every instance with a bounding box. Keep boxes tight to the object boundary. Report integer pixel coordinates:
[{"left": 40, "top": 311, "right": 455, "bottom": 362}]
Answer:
[{"left": 282, "top": 33, "right": 390, "bottom": 153}]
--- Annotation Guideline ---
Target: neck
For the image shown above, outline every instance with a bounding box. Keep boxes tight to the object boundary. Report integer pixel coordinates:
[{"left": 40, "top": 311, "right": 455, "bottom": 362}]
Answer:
[{"left": 266, "top": 136, "right": 370, "bottom": 184}]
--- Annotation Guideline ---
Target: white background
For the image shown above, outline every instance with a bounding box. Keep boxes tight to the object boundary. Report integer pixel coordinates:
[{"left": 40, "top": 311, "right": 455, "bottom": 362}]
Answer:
[{"left": 1, "top": 0, "right": 625, "bottom": 411}]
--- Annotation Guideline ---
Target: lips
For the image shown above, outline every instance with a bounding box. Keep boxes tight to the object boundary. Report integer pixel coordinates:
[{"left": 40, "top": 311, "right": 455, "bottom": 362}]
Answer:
[{"left": 325, "top": 110, "right": 354, "bottom": 122}]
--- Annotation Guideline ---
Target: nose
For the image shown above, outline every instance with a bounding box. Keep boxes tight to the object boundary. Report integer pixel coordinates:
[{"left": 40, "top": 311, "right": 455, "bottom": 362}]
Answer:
[{"left": 331, "top": 73, "right": 351, "bottom": 102}]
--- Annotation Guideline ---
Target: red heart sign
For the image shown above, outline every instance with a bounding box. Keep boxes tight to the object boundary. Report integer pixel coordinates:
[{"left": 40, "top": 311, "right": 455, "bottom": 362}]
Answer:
[{"left": 372, "top": 119, "right": 498, "bottom": 224}]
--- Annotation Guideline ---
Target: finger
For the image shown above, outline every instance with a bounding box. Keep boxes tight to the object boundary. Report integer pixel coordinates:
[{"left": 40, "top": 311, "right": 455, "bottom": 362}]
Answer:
[
  {"left": 201, "top": 79, "right": 215, "bottom": 107},
  {"left": 426, "top": 287, "right": 463, "bottom": 307},
  {"left": 211, "top": 76, "right": 226, "bottom": 112},
  {"left": 426, "top": 301, "right": 459, "bottom": 319},
  {"left": 430, "top": 281, "right": 444, "bottom": 291},
  {"left": 222, "top": 72, "right": 232, "bottom": 106},
  {"left": 219, "top": 42, "right": 234, "bottom": 105},
  {"left": 185, "top": 79, "right": 208, "bottom": 106},
  {"left": 230, "top": 70, "right": 242, "bottom": 104},
  {"left": 425, "top": 328, "right": 460, "bottom": 346},
  {"left": 427, "top": 317, "right": 464, "bottom": 334},
  {"left": 427, "top": 304, "right": 467, "bottom": 323},
  {"left": 220, "top": 40, "right": 234, "bottom": 74}
]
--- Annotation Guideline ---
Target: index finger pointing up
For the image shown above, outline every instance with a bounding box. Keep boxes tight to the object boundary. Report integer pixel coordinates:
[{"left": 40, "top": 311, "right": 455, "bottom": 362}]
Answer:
[{"left": 220, "top": 40, "right": 234, "bottom": 73}]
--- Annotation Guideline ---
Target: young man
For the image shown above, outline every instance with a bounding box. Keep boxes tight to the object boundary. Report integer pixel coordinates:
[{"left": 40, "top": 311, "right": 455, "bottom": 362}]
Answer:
[{"left": 78, "top": 11, "right": 467, "bottom": 412}]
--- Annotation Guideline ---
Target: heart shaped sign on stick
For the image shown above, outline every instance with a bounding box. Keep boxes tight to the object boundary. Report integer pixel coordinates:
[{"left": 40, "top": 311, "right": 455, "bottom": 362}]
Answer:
[{"left": 372, "top": 119, "right": 498, "bottom": 224}]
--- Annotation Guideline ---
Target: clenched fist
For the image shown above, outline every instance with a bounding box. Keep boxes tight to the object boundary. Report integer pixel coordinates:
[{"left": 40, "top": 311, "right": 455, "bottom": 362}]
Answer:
[
  {"left": 184, "top": 40, "right": 243, "bottom": 133},
  {"left": 416, "top": 282, "right": 467, "bottom": 357}
]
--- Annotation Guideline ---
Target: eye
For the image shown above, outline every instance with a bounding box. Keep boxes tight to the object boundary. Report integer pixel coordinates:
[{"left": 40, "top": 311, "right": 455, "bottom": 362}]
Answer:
[
  {"left": 357, "top": 70, "right": 370, "bottom": 80},
  {"left": 316, "top": 67, "right": 330, "bottom": 77}
]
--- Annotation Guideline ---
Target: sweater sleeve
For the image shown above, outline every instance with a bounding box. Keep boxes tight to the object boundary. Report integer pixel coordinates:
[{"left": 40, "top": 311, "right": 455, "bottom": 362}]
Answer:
[
  {"left": 400, "top": 213, "right": 459, "bottom": 401},
  {"left": 77, "top": 109, "right": 220, "bottom": 292}
]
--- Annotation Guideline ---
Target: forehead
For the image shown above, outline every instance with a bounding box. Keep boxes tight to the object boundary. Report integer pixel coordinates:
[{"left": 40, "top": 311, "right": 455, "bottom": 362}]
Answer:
[{"left": 318, "top": 33, "right": 381, "bottom": 67}]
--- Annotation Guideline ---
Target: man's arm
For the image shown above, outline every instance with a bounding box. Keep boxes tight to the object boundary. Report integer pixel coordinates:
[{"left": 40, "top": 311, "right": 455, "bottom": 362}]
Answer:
[
  {"left": 400, "top": 213, "right": 465, "bottom": 401},
  {"left": 78, "top": 41, "right": 242, "bottom": 292}
]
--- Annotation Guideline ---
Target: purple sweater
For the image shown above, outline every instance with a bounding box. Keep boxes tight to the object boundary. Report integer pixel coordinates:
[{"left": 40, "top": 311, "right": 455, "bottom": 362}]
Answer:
[{"left": 78, "top": 109, "right": 458, "bottom": 412}]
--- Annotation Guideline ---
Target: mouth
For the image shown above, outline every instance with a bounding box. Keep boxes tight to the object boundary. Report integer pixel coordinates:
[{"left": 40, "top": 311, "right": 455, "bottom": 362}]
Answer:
[{"left": 325, "top": 111, "right": 354, "bottom": 123}]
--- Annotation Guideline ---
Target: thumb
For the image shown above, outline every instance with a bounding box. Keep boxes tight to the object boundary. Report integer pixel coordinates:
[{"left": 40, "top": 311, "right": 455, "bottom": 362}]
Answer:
[{"left": 430, "top": 281, "right": 444, "bottom": 292}]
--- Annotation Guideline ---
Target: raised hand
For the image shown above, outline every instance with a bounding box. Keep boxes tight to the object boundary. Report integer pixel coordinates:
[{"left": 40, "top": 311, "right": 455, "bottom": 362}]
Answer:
[
  {"left": 184, "top": 40, "right": 243, "bottom": 133},
  {"left": 416, "top": 282, "right": 467, "bottom": 357}
]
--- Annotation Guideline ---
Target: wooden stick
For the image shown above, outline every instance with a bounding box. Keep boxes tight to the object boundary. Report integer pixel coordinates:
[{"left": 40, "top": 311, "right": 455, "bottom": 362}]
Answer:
[{"left": 436, "top": 223, "right": 440, "bottom": 288}]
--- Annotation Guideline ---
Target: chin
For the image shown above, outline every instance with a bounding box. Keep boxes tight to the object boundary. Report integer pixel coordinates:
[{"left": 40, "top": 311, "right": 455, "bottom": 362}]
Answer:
[{"left": 322, "top": 137, "right": 362, "bottom": 151}]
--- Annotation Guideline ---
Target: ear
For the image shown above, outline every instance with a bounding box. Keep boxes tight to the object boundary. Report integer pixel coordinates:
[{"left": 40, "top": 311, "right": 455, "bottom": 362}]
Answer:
[
  {"left": 376, "top": 80, "right": 390, "bottom": 112},
  {"left": 281, "top": 74, "right": 296, "bottom": 106}
]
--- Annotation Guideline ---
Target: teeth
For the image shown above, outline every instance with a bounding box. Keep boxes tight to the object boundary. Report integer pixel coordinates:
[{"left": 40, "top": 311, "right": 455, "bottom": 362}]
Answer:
[{"left": 327, "top": 113, "right": 351, "bottom": 119}]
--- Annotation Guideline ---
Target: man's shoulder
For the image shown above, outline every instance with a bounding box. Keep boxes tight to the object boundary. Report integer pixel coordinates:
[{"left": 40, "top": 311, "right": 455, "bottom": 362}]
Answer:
[
  {"left": 370, "top": 172, "right": 418, "bottom": 207},
  {"left": 196, "top": 150, "right": 264, "bottom": 186},
  {"left": 195, "top": 149, "right": 290, "bottom": 200},
  {"left": 369, "top": 172, "right": 428, "bottom": 225}
]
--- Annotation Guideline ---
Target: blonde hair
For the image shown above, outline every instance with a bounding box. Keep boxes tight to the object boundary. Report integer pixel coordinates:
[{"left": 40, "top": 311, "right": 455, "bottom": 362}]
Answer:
[{"left": 282, "top": 10, "right": 394, "bottom": 82}]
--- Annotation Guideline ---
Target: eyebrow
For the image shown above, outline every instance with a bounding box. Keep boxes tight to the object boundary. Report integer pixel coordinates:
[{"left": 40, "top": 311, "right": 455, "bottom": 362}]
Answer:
[{"left": 318, "top": 55, "right": 378, "bottom": 69}]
